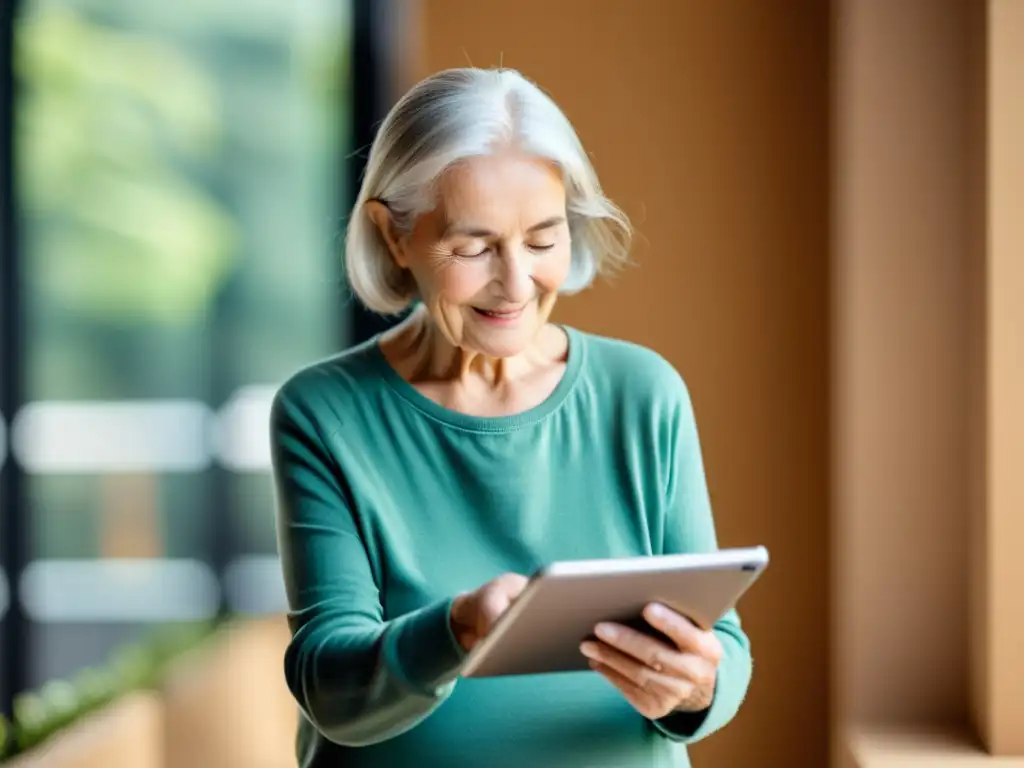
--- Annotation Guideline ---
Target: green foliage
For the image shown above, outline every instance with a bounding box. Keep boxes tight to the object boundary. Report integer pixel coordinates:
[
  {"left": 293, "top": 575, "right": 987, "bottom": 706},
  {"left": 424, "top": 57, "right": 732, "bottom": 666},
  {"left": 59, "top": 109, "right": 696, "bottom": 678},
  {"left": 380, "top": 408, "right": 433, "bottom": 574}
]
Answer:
[
  {"left": 0, "top": 714, "right": 10, "bottom": 760},
  {"left": 0, "top": 619, "right": 223, "bottom": 761},
  {"left": 15, "top": 3, "right": 239, "bottom": 326}
]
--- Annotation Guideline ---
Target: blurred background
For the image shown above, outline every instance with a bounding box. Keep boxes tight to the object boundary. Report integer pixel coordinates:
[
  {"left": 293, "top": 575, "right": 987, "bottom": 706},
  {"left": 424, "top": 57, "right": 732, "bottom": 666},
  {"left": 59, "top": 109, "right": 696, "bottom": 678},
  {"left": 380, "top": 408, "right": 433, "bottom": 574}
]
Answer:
[
  {"left": 1, "top": 1, "right": 1022, "bottom": 767},
  {"left": 5, "top": 0, "right": 349, "bottom": 669}
]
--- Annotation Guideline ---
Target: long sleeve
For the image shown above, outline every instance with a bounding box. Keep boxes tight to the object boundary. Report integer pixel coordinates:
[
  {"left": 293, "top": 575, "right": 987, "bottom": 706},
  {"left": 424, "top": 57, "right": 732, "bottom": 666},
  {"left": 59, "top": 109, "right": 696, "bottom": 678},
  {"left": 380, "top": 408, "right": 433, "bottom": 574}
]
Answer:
[
  {"left": 270, "top": 385, "right": 466, "bottom": 748},
  {"left": 650, "top": 377, "right": 754, "bottom": 744}
]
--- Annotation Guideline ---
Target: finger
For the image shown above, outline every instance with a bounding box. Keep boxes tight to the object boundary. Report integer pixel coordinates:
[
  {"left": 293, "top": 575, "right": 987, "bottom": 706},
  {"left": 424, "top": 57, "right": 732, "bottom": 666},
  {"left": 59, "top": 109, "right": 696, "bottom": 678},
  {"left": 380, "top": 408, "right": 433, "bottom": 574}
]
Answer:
[
  {"left": 475, "top": 575, "right": 529, "bottom": 635},
  {"left": 477, "top": 590, "right": 511, "bottom": 628},
  {"left": 643, "top": 603, "right": 722, "bottom": 662},
  {"left": 450, "top": 592, "right": 472, "bottom": 626},
  {"left": 592, "top": 622, "right": 693, "bottom": 678},
  {"left": 588, "top": 661, "right": 669, "bottom": 720},
  {"left": 580, "top": 640, "right": 692, "bottom": 701},
  {"left": 497, "top": 572, "right": 530, "bottom": 598}
]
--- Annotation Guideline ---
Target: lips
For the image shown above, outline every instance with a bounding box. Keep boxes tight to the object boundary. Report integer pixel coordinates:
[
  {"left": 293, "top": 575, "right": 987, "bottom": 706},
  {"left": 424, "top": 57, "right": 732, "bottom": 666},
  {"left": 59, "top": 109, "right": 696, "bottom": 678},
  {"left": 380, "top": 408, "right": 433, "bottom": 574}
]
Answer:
[{"left": 473, "top": 306, "right": 524, "bottom": 319}]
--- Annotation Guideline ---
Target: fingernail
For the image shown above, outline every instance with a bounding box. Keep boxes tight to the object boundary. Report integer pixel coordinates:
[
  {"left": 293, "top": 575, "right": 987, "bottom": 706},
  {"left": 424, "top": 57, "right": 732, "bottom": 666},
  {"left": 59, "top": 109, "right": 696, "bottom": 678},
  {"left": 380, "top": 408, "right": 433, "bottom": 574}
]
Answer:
[
  {"left": 647, "top": 603, "right": 668, "bottom": 620},
  {"left": 579, "top": 642, "right": 598, "bottom": 658},
  {"left": 594, "top": 623, "right": 617, "bottom": 641}
]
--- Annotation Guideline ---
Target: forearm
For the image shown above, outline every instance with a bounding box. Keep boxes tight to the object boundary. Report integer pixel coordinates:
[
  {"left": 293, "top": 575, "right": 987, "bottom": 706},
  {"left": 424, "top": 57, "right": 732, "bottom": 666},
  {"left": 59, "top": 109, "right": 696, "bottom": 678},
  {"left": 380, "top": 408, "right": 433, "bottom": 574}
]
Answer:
[{"left": 285, "top": 598, "right": 466, "bottom": 747}]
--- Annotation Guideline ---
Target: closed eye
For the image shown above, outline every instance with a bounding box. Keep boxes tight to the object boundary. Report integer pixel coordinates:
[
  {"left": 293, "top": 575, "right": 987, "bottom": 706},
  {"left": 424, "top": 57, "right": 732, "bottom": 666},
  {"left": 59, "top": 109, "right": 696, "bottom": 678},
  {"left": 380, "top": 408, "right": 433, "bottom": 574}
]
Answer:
[
  {"left": 452, "top": 242, "right": 555, "bottom": 258},
  {"left": 453, "top": 247, "right": 490, "bottom": 258}
]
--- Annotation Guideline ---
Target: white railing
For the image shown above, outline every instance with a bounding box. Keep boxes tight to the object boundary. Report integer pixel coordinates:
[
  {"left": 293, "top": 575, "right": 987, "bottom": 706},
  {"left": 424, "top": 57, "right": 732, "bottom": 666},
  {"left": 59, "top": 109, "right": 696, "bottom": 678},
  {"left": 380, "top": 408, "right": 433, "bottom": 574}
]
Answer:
[{"left": 0, "top": 385, "right": 287, "bottom": 622}]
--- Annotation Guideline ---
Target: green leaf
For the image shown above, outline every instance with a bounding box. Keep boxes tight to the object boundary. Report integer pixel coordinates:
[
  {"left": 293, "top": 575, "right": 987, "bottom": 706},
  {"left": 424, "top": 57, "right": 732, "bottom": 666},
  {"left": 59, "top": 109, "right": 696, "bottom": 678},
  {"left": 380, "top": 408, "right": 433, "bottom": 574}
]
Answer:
[
  {"left": 38, "top": 679, "right": 79, "bottom": 730},
  {"left": 71, "top": 666, "right": 118, "bottom": 710},
  {"left": 0, "top": 714, "right": 11, "bottom": 759},
  {"left": 13, "top": 691, "right": 49, "bottom": 751}
]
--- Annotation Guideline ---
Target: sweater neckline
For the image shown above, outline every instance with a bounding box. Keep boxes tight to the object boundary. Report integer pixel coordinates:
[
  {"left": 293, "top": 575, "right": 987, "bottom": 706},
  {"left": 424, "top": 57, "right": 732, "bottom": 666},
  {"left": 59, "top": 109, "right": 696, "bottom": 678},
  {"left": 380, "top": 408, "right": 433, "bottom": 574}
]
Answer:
[{"left": 368, "top": 325, "right": 585, "bottom": 433}]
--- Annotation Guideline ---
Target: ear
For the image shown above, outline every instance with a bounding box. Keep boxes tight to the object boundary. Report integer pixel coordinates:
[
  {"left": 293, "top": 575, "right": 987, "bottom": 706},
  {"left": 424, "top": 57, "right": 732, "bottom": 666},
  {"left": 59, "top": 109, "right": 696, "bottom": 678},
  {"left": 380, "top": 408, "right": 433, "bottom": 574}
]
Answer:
[{"left": 365, "top": 200, "right": 410, "bottom": 268}]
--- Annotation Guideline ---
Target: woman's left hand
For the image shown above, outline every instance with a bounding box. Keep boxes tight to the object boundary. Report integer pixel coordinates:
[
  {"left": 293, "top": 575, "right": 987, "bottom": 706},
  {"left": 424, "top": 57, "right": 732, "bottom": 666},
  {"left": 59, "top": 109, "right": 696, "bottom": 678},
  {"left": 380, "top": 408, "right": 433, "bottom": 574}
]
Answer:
[{"left": 580, "top": 602, "right": 723, "bottom": 720}]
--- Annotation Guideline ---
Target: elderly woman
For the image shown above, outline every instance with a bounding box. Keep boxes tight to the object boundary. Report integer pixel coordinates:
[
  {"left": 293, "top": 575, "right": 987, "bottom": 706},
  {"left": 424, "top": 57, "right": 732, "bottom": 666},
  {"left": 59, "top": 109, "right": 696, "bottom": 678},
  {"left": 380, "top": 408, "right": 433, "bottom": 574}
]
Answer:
[{"left": 271, "top": 67, "right": 752, "bottom": 768}]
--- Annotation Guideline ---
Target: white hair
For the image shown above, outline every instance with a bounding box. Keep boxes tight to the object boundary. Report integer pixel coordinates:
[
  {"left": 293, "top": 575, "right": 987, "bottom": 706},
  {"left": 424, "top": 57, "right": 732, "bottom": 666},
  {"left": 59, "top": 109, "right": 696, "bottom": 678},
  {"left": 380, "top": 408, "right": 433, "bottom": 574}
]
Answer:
[{"left": 345, "top": 67, "right": 633, "bottom": 315}]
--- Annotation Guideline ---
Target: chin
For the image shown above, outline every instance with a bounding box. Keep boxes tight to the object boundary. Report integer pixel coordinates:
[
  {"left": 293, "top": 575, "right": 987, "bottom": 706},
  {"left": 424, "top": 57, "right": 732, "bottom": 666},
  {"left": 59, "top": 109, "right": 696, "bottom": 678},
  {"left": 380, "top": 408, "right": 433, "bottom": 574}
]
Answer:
[
  {"left": 468, "top": 336, "right": 533, "bottom": 359},
  {"left": 463, "top": 321, "right": 543, "bottom": 357},
  {"left": 459, "top": 306, "right": 543, "bottom": 358}
]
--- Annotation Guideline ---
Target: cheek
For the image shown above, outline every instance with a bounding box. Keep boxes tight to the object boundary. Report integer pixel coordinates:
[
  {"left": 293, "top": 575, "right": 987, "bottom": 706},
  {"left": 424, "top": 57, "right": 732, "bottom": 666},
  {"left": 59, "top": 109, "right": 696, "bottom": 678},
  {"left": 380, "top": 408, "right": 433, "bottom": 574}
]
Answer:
[
  {"left": 425, "top": 262, "right": 489, "bottom": 304},
  {"left": 535, "top": 248, "right": 573, "bottom": 292}
]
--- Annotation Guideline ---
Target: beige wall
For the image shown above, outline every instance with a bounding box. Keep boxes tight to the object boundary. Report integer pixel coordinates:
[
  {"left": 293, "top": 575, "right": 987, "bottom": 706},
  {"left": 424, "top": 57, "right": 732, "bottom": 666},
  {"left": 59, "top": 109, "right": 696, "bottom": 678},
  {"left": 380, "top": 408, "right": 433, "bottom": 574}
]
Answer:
[
  {"left": 834, "top": 0, "right": 1024, "bottom": 760},
  {"left": 831, "top": 0, "right": 972, "bottom": 729},
  {"left": 411, "top": 2, "right": 831, "bottom": 766}
]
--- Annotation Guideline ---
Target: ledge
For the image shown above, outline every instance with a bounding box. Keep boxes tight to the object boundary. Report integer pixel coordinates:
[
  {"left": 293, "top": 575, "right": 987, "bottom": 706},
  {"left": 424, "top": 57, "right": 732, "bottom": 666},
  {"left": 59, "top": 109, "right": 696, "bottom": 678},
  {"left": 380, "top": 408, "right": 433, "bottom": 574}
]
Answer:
[
  {"left": 5, "top": 691, "right": 163, "bottom": 768},
  {"left": 161, "top": 615, "right": 295, "bottom": 768},
  {"left": 849, "top": 725, "right": 1024, "bottom": 767}
]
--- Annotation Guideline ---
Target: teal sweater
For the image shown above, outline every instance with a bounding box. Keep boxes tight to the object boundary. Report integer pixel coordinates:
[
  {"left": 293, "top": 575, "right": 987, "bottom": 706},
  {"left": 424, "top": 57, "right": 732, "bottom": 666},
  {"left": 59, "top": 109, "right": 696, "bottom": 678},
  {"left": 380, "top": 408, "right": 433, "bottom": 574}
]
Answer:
[{"left": 270, "top": 326, "right": 752, "bottom": 768}]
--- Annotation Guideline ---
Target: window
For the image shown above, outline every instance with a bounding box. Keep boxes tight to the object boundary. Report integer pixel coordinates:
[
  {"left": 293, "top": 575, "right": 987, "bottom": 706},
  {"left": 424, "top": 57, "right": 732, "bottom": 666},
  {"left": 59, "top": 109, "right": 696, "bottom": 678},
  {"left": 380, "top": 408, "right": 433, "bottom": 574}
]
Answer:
[{"left": 12, "top": 0, "right": 351, "bottom": 684}]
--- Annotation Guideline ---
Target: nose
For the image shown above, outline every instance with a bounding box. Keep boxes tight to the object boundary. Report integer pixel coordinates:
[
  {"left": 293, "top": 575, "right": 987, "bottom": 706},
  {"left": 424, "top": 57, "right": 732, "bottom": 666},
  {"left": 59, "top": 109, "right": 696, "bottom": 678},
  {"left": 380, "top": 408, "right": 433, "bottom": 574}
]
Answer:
[{"left": 496, "top": 251, "right": 534, "bottom": 304}]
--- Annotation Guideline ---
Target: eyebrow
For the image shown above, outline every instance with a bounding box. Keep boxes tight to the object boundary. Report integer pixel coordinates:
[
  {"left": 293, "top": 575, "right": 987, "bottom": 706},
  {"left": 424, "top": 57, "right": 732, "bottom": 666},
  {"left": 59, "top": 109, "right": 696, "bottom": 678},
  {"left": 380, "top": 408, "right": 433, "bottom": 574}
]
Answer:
[{"left": 442, "top": 215, "right": 566, "bottom": 239}]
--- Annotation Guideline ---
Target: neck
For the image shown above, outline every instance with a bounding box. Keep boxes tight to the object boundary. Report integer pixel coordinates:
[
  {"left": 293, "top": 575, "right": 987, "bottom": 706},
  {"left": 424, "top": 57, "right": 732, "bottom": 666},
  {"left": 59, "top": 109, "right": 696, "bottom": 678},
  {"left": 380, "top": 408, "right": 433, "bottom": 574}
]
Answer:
[{"left": 382, "top": 305, "right": 559, "bottom": 389}]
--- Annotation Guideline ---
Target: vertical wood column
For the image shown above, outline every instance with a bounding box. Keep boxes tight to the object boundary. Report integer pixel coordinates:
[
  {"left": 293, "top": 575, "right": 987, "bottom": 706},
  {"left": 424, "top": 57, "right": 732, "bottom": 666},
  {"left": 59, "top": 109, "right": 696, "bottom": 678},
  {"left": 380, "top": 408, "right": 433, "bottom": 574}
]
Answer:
[
  {"left": 831, "top": 0, "right": 972, "bottom": 733},
  {"left": 970, "top": 0, "right": 1024, "bottom": 755}
]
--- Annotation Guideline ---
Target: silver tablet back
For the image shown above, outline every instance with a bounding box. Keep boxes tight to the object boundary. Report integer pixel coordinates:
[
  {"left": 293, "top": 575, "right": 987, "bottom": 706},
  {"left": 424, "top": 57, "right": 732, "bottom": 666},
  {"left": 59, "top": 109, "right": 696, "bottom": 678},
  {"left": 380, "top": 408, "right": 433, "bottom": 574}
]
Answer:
[{"left": 461, "top": 546, "right": 769, "bottom": 678}]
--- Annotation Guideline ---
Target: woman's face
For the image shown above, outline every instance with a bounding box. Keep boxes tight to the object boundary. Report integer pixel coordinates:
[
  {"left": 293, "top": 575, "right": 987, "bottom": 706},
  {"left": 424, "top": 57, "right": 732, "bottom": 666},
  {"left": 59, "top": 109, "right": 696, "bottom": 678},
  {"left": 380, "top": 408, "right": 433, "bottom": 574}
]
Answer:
[{"left": 380, "top": 153, "right": 572, "bottom": 359}]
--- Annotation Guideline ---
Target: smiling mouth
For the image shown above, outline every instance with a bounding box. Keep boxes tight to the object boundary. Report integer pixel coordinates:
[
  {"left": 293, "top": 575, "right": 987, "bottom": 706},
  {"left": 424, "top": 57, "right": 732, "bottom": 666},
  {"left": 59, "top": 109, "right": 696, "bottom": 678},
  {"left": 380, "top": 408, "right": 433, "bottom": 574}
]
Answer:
[{"left": 473, "top": 306, "right": 525, "bottom": 320}]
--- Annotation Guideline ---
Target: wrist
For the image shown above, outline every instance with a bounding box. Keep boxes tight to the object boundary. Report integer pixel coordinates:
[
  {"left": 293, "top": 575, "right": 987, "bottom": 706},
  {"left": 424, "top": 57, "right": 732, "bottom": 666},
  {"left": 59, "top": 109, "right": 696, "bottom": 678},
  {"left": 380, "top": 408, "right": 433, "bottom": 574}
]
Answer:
[{"left": 384, "top": 598, "right": 466, "bottom": 692}]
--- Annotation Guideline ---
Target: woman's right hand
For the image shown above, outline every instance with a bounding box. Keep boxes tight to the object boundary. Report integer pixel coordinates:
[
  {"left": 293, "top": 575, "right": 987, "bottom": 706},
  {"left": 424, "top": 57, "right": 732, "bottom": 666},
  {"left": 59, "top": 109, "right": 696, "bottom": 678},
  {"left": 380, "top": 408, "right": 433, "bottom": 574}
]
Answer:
[{"left": 449, "top": 573, "right": 529, "bottom": 652}]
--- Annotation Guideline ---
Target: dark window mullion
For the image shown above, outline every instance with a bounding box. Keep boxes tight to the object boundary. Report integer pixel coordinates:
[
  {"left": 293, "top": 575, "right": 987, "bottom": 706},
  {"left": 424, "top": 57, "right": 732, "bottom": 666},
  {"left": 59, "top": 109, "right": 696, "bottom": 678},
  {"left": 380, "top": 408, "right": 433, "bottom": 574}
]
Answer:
[
  {"left": 349, "top": 0, "right": 403, "bottom": 345},
  {"left": 0, "top": 0, "right": 29, "bottom": 722}
]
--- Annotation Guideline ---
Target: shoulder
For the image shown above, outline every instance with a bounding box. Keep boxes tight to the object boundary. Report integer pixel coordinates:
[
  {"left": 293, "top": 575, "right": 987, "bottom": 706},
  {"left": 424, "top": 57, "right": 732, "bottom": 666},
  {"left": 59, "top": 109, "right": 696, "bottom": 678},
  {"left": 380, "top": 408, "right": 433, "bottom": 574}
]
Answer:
[
  {"left": 572, "top": 328, "right": 692, "bottom": 410},
  {"left": 270, "top": 339, "right": 383, "bottom": 431}
]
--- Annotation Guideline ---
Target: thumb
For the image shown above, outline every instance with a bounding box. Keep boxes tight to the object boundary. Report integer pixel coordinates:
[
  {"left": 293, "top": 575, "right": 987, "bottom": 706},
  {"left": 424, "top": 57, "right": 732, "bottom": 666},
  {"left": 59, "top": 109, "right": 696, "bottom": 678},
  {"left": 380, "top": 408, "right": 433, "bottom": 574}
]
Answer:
[
  {"left": 497, "top": 572, "right": 530, "bottom": 599},
  {"left": 478, "top": 589, "right": 512, "bottom": 629}
]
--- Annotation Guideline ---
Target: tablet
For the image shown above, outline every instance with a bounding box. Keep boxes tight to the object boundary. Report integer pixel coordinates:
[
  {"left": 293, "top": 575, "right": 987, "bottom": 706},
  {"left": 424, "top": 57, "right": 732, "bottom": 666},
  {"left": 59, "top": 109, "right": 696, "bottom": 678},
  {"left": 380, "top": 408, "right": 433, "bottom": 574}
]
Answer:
[{"left": 459, "top": 546, "right": 769, "bottom": 678}]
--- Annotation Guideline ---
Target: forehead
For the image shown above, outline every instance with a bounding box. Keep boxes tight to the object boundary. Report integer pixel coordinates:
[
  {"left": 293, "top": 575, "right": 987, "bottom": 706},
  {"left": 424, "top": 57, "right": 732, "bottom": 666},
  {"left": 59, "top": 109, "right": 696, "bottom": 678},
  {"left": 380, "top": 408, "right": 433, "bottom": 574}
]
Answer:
[{"left": 434, "top": 153, "right": 566, "bottom": 223}]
